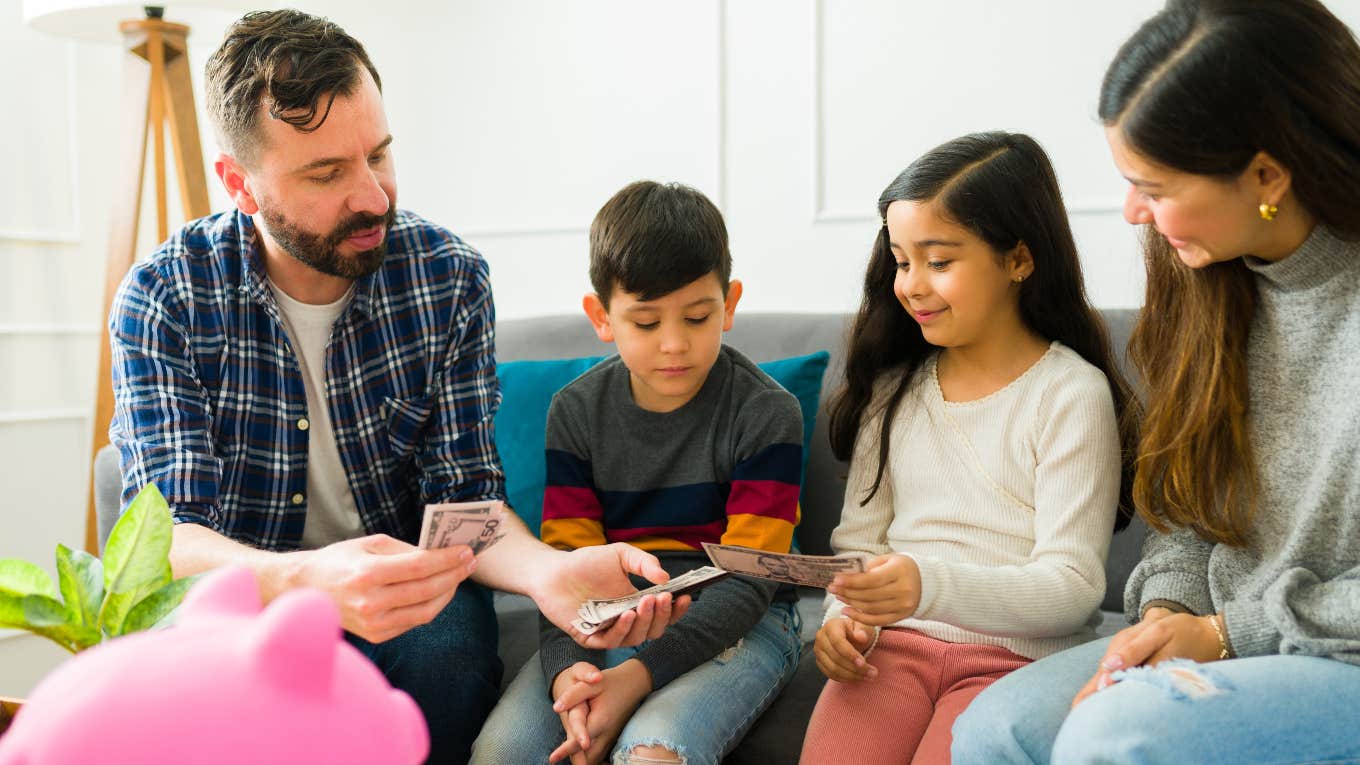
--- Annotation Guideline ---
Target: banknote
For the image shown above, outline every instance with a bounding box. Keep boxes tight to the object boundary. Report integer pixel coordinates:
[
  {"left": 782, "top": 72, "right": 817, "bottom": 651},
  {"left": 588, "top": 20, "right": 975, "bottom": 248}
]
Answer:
[
  {"left": 569, "top": 544, "right": 868, "bottom": 635},
  {"left": 572, "top": 566, "right": 731, "bottom": 635},
  {"left": 418, "top": 500, "right": 506, "bottom": 554},
  {"left": 701, "top": 542, "right": 865, "bottom": 588}
]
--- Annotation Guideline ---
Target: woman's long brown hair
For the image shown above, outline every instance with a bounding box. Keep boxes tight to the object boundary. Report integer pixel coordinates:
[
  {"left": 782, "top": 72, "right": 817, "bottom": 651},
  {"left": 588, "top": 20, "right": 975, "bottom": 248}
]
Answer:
[{"left": 1126, "top": 233, "right": 1257, "bottom": 545}]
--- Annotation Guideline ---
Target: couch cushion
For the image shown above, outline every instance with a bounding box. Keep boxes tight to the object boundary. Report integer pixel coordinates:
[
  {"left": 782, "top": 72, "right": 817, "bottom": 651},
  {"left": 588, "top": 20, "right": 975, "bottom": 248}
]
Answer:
[
  {"left": 494, "top": 356, "right": 606, "bottom": 537},
  {"left": 494, "top": 350, "right": 831, "bottom": 538}
]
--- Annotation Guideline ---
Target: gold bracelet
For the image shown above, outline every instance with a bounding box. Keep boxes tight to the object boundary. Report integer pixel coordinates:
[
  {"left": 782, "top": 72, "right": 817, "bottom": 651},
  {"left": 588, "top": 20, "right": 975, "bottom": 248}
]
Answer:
[{"left": 1207, "top": 613, "right": 1232, "bottom": 660}]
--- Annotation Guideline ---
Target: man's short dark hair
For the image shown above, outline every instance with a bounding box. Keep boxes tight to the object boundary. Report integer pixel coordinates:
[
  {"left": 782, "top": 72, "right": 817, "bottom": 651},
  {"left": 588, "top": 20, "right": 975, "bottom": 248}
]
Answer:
[
  {"left": 589, "top": 181, "right": 731, "bottom": 308},
  {"left": 205, "top": 9, "right": 381, "bottom": 165}
]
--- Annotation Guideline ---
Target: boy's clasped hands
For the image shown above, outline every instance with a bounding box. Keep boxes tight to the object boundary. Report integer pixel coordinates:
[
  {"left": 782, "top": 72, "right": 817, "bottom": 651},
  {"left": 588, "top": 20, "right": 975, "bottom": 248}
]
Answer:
[
  {"left": 815, "top": 553, "right": 922, "bottom": 683},
  {"left": 545, "top": 594, "right": 675, "bottom": 765}
]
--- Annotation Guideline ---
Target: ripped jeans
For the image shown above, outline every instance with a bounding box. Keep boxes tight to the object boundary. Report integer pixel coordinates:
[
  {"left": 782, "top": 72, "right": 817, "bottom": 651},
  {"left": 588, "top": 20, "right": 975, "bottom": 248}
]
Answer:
[
  {"left": 952, "top": 636, "right": 1360, "bottom": 764},
  {"left": 470, "top": 601, "right": 801, "bottom": 765}
]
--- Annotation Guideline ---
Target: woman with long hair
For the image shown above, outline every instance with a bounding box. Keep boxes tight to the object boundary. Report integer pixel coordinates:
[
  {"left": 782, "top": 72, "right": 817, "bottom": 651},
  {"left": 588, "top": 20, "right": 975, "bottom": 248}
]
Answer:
[{"left": 953, "top": 1, "right": 1360, "bottom": 762}]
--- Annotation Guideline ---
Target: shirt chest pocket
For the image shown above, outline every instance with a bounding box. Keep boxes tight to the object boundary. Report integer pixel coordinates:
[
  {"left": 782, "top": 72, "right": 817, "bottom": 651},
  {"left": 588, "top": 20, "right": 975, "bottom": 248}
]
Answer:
[{"left": 382, "top": 395, "right": 435, "bottom": 459}]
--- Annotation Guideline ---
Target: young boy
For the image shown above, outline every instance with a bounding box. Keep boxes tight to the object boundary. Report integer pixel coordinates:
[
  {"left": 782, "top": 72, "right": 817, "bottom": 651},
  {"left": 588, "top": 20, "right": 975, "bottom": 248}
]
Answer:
[{"left": 471, "top": 181, "right": 804, "bottom": 765}]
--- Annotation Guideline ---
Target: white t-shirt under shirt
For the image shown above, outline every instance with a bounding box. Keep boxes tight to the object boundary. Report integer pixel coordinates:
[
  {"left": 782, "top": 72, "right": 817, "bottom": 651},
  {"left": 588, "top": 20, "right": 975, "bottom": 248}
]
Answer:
[
  {"left": 267, "top": 278, "right": 364, "bottom": 549},
  {"left": 825, "top": 341, "right": 1122, "bottom": 660}
]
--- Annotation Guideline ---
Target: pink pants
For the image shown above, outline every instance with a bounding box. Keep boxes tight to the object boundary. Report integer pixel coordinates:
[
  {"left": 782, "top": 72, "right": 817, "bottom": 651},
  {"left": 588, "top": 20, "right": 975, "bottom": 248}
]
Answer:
[{"left": 800, "top": 628, "right": 1031, "bottom": 765}]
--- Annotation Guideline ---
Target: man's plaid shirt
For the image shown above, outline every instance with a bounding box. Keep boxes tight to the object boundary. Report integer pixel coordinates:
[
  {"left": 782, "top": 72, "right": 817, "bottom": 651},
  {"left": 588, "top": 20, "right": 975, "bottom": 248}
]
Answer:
[{"left": 109, "top": 209, "right": 506, "bottom": 550}]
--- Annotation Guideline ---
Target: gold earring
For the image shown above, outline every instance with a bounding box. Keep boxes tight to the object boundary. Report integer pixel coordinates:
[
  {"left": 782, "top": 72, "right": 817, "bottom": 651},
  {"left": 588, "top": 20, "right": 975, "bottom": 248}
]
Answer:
[{"left": 1259, "top": 203, "right": 1278, "bottom": 221}]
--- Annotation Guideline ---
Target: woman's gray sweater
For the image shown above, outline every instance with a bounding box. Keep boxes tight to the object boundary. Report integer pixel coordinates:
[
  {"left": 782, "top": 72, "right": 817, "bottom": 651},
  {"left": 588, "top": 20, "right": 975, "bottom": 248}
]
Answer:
[{"left": 1126, "top": 225, "right": 1360, "bottom": 664}]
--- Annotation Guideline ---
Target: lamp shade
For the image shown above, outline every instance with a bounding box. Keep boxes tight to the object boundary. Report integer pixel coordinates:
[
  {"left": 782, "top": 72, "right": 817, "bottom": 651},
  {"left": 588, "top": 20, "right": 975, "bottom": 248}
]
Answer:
[{"left": 23, "top": 0, "right": 265, "bottom": 43}]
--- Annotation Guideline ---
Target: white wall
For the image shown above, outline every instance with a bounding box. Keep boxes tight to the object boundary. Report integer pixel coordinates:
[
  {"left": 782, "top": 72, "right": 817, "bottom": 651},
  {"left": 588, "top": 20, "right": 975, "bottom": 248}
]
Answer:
[
  {"left": 1, "top": 0, "right": 123, "bottom": 691},
  {"left": 4, "top": 0, "right": 1358, "bottom": 693}
]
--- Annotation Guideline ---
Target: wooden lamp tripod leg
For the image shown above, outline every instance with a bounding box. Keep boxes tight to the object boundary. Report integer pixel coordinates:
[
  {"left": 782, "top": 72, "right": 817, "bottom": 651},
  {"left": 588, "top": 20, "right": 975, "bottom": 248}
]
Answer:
[{"left": 84, "top": 18, "right": 208, "bottom": 554}]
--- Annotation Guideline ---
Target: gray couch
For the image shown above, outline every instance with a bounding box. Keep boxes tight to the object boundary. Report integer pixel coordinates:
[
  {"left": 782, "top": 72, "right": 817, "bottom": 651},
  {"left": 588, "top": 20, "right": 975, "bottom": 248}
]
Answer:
[{"left": 94, "top": 309, "right": 1145, "bottom": 765}]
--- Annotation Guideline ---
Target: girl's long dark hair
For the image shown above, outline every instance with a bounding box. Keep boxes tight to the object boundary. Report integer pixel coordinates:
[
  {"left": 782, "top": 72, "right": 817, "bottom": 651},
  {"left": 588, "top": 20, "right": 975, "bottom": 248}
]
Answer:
[
  {"left": 1102, "top": 0, "right": 1360, "bottom": 545},
  {"left": 828, "top": 132, "right": 1139, "bottom": 529}
]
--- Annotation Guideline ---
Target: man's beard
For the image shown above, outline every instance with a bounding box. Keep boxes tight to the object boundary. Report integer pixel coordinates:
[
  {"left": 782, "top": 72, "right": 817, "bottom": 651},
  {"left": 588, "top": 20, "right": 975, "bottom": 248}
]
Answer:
[{"left": 260, "top": 205, "right": 397, "bottom": 279}]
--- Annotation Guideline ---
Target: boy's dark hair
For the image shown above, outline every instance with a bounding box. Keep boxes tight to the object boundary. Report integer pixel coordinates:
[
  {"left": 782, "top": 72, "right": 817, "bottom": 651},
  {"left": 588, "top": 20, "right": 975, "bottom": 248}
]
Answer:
[
  {"left": 205, "top": 9, "right": 382, "bottom": 166},
  {"left": 827, "top": 132, "right": 1138, "bottom": 531},
  {"left": 589, "top": 181, "right": 731, "bottom": 307}
]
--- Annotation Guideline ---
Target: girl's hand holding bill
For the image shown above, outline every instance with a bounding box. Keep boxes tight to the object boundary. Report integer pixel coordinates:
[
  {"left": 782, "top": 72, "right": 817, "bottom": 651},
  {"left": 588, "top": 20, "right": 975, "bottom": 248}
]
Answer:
[{"left": 827, "top": 553, "right": 922, "bottom": 626}]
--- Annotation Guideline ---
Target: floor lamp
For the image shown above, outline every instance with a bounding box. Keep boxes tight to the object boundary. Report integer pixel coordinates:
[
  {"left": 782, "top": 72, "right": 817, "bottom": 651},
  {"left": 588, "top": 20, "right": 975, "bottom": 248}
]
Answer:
[{"left": 23, "top": 0, "right": 257, "bottom": 553}]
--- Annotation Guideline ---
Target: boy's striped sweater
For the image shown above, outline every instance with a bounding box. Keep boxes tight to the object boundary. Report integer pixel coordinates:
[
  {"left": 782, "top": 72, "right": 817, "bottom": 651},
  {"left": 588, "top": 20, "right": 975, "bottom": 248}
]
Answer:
[{"left": 538, "top": 345, "right": 803, "bottom": 689}]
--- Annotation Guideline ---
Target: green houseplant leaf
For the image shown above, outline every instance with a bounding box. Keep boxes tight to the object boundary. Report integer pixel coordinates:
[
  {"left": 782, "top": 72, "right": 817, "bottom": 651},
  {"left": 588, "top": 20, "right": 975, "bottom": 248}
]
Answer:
[
  {"left": 0, "top": 482, "right": 199, "bottom": 654},
  {"left": 100, "top": 560, "right": 171, "bottom": 638},
  {"left": 0, "top": 559, "right": 60, "bottom": 601},
  {"left": 19, "top": 594, "right": 98, "bottom": 653},
  {"left": 102, "top": 483, "right": 174, "bottom": 598},
  {"left": 0, "top": 560, "right": 61, "bottom": 635},
  {"left": 20, "top": 594, "right": 69, "bottom": 627},
  {"left": 120, "top": 574, "right": 201, "bottom": 635},
  {"left": 55, "top": 544, "right": 104, "bottom": 631}
]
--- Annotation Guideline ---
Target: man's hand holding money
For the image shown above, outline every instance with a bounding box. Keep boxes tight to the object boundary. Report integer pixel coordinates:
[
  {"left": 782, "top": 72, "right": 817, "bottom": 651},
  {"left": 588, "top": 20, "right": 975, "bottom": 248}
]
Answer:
[
  {"left": 417, "top": 502, "right": 689, "bottom": 649},
  {"left": 287, "top": 533, "right": 478, "bottom": 644},
  {"left": 826, "top": 553, "right": 922, "bottom": 626},
  {"left": 529, "top": 543, "right": 692, "bottom": 650}
]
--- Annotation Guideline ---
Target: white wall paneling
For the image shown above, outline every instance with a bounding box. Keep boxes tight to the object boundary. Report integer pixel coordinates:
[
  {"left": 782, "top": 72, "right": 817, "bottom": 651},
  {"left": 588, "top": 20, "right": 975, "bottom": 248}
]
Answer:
[
  {"left": 0, "top": 38, "right": 81, "bottom": 243},
  {"left": 0, "top": 0, "right": 119, "bottom": 694}
]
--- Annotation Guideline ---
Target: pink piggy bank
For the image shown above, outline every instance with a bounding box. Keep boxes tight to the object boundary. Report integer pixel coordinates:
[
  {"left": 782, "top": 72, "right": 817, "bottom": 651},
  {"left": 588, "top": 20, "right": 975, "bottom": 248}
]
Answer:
[{"left": 0, "top": 566, "right": 428, "bottom": 765}]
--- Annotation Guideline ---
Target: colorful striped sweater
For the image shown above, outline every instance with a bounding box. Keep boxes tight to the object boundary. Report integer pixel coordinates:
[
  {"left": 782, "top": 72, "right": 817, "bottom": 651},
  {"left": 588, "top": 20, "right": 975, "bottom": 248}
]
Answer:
[{"left": 538, "top": 344, "right": 803, "bottom": 688}]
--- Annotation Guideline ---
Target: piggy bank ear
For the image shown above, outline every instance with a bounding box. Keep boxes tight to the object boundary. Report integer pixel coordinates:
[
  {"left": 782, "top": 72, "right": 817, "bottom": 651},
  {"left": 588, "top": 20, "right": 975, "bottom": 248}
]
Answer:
[
  {"left": 176, "top": 566, "right": 263, "bottom": 622},
  {"left": 247, "top": 589, "right": 343, "bottom": 696}
]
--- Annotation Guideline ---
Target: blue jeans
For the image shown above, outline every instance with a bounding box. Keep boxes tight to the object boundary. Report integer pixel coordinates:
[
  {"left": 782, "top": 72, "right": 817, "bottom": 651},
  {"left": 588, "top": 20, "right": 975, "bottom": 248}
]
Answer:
[
  {"left": 952, "top": 636, "right": 1360, "bottom": 764},
  {"left": 346, "top": 582, "right": 501, "bottom": 765},
  {"left": 470, "top": 601, "right": 801, "bottom": 765}
]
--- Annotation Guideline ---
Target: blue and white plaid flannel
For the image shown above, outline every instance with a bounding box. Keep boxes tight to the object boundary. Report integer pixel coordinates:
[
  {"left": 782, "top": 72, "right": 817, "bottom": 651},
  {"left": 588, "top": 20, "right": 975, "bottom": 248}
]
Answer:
[{"left": 109, "top": 209, "right": 505, "bottom": 550}]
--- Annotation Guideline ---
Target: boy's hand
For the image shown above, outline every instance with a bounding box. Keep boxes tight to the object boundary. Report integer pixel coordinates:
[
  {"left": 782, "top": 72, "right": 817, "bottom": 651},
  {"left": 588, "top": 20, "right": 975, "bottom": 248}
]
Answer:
[
  {"left": 815, "top": 616, "right": 877, "bottom": 683},
  {"left": 549, "top": 659, "right": 652, "bottom": 764},
  {"left": 826, "top": 553, "right": 921, "bottom": 626},
  {"left": 550, "top": 662, "right": 605, "bottom": 765}
]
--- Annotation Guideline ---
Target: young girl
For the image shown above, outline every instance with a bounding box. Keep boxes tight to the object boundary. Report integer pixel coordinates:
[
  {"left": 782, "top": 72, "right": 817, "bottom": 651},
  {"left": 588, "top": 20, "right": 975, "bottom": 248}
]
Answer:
[
  {"left": 955, "top": 2, "right": 1360, "bottom": 763},
  {"left": 799, "top": 131, "right": 1136, "bottom": 765}
]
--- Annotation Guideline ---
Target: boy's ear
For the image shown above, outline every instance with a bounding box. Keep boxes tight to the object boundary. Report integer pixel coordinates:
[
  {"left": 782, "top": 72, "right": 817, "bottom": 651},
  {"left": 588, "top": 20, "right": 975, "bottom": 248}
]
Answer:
[
  {"left": 722, "top": 279, "right": 743, "bottom": 331},
  {"left": 582, "top": 293, "right": 614, "bottom": 342},
  {"left": 215, "top": 152, "right": 260, "bottom": 215},
  {"left": 1008, "top": 244, "right": 1035, "bottom": 283}
]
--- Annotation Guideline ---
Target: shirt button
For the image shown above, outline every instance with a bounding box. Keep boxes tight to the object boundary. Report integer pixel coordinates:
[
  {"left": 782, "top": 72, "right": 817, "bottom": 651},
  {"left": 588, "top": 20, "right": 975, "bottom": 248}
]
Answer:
[
  {"left": 291, "top": 493, "right": 305, "bottom": 506},
  {"left": 297, "top": 417, "right": 310, "bottom": 431}
]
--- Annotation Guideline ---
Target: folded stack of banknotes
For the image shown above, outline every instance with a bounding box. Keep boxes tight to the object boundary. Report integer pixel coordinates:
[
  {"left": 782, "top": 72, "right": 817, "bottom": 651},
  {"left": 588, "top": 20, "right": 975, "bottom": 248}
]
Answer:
[
  {"left": 418, "top": 500, "right": 507, "bottom": 554},
  {"left": 571, "top": 543, "right": 867, "bottom": 635}
]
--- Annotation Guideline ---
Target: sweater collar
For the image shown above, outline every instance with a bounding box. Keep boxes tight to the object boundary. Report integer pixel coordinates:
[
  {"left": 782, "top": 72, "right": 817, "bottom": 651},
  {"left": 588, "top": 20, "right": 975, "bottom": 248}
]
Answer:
[{"left": 1243, "top": 225, "right": 1356, "bottom": 292}]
